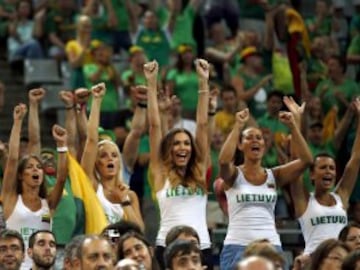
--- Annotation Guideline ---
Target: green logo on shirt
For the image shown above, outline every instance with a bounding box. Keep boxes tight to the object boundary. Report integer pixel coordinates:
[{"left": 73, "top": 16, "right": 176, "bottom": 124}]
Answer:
[
  {"left": 166, "top": 186, "right": 204, "bottom": 198},
  {"left": 236, "top": 194, "right": 276, "bottom": 203},
  {"left": 310, "top": 215, "right": 347, "bottom": 226}
]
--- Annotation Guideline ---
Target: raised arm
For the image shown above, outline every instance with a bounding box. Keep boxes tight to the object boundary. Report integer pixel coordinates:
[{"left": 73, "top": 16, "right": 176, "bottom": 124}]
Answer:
[
  {"left": 273, "top": 98, "right": 313, "bottom": 187},
  {"left": 47, "top": 125, "right": 68, "bottom": 211},
  {"left": 231, "top": 74, "right": 272, "bottom": 102},
  {"left": 125, "top": 0, "right": 138, "bottom": 35},
  {"left": 74, "top": 88, "right": 91, "bottom": 160},
  {"left": 334, "top": 103, "right": 355, "bottom": 151},
  {"left": 28, "top": 88, "right": 46, "bottom": 156},
  {"left": 219, "top": 109, "right": 249, "bottom": 187},
  {"left": 59, "top": 91, "right": 77, "bottom": 157},
  {"left": 122, "top": 86, "right": 147, "bottom": 173},
  {"left": 283, "top": 96, "right": 310, "bottom": 217},
  {"left": 205, "top": 34, "right": 244, "bottom": 64},
  {"left": 144, "top": 61, "right": 163, "bottom": 190},
  {"left": 194, "top": 59, "right": 210, "bottom": 166},
  {"left": 2, "top": 104, "right": 27, "bottom": 217},
  {"left": 336, "top": 98, "right": 360, "bottom": 207},
  {"left": 206, "top": 88, "right": 219, "bottom": 168},
  {"left": 81, "top": 83, "right": 106, "bottom": 189},
  {"left": 167, "top": 0, "right": 181, "bottom": 34}
]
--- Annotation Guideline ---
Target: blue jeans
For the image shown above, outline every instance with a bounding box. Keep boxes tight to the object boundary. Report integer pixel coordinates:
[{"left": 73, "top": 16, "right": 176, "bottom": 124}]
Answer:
[
  {"left": 13, "top": 39, "right": 43, "bottom": 61},
  {"left": 220, "top": 244, "right": 284, "bottom": 270}
]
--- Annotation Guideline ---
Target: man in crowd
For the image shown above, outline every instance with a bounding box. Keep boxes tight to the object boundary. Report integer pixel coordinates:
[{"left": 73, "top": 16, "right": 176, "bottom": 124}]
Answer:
[{"left": 0, "top": 229, "right": 25, "bottom": 270}]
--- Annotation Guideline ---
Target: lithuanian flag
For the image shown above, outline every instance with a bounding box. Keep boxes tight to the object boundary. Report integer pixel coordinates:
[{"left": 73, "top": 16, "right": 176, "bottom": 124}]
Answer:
[{"left": 67, "top": 153, "right": 108, "bottom": 234}]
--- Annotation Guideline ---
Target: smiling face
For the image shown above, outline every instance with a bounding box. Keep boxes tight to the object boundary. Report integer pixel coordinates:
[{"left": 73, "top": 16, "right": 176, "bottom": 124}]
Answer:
[
  {"left": 239, "top": 128, "right": 265, "bottom": 161},
  {"left": 171, "top": 132, "right": 193, "bottom": 168},
  {"left": 96, "top": 142, "right": 121, "bottom": 180},
  {"left": 19, "top": 157, "right": 44, "bottom": 189},
  {"left": 0, "top": 237, "right": 24, "bottom": 270},
  {"left": 311, "top": 156, "right": 336, "bottom": 191},
  {"left": 121, "top": 237, "right": 152, "bottom": 270}
]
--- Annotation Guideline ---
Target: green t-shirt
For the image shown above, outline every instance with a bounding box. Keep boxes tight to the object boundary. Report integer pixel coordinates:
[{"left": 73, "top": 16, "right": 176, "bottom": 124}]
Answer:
[
  {"left": 139, "top": 135, "right": 151, "bottom": 198},
  {"left": 46, "top": 176, "right": 78, "bottom": 245},
  {"left": 0, "top": 0, "right": 16, "bottom": 37},
  {"left": 110, "top": 0, "right": 130, "bottom": 31},
  {"left": 348, "top": 35, "right": 360, "bottom": 55},
  {"left": 350, "top": 14, "right": 360, "bottom": 37},
  {"left": 45, "top": 9, "right": 77, "bottom": 43},
  {"left": 315, "top": 78, "right": 360, "bottom": 117},
  {"left": 209, "top": 149, "right": 219, "bottom": 201},
  {"left": 91, "top": 14, "right": 112, "bottom": 45},
  {"left": 306, "top": 16, "right": 332, "bottom": 39},
  {"left": 262, "top": 146, "right": 280, "bottom": 168},
  {"left": 237, "top": 0, "right": 278, "bottom": 20},
  {"left": 135, "top": 28, "right": 171, "bottom": 67},
  {"left": 83, "top": 64, "right": 119, "bottom": 112},
  {"left": 166, "top": 68, "right": 199, "bottom": 112},
  {"left": 121, "top": 69, "right": 147, "bottom": 86},
  {"left": 156, "top": 6, "right": 169, "bottom": 28},
  {"left": 170, "top": 4, "right": 196, "bottom": 49},
  {"left": 258, "top": 113, "right": 289, "bottom": 134},
  {"left": 238, "top": 71, "right": 269, "bottom": 119}
]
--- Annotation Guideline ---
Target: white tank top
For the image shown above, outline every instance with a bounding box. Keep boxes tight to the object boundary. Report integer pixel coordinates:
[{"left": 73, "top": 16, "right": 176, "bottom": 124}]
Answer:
[
  {"left": 6, "top": 195, "right": 51, "bottom": 270},
  {"left": 298, "top": 192, "right": 347, "bottom": 254},
  {"left": 97, "top": 184, "right": 125, "bottom": 224},
  {"left": 156, "top": 180, "right": 211, "bottom": 249},
  {"left": 224, "top": 168, "right": 281, "bottom": 246}
]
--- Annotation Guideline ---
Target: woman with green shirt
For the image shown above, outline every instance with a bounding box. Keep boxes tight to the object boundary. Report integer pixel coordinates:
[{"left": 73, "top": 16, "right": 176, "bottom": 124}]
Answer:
[
  {"left": 231, "top": 47, "right": 272, "bottom": 119},
  {"left": 83, "top": 41, "right": 121, "bottom": 129},
  {"left": 165, "top": 45, "right": 199, "bottom": 119}
]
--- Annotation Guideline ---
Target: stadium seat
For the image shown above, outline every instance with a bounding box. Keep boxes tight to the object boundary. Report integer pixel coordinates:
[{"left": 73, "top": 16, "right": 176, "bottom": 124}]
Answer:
[{"left": 24, "top": 59, "right": 62, "bottom": 86}]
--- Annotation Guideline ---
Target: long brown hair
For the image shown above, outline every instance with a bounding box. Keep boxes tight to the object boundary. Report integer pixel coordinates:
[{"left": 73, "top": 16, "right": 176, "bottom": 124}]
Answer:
[
  {"left": 159, "top": 128, "right": 206, "bottom": 192},
  {"left": 17, "top": 155, "right": 47, "bottom": 198},
  {"left": 310, "top": 238, "right": 350, "bottom": 270}
]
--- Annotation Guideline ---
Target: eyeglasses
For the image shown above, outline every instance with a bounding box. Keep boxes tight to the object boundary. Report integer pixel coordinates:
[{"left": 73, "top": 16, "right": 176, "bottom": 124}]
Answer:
[
  {"left": 346, "top": 235, "right": 360, "bottom": 242},
  {"left": 0, "top": 245, "right": 22, "bottom": 254}
]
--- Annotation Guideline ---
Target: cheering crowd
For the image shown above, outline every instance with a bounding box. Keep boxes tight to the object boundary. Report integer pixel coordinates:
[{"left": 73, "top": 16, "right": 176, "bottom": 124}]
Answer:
[{"left": 1, "top": 0, "right": 360, "bottom": 269}]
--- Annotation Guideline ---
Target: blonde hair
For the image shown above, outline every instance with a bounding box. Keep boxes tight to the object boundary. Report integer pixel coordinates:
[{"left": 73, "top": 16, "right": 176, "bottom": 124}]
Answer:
[{"left": 95, "top": 140, "right": 124, "bottom": 185}]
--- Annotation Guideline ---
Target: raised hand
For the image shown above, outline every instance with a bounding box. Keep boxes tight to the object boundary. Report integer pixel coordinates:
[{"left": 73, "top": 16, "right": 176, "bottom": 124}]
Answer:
[
  {"left": 235, "top": 108, "right": 250, "bottom": 126},
  {"left": 28, "top": 88, "right": 46, "bottom": 103},
  {"left": 108, "top": 183, "right": 130, "bottom": 203},
  {"left": 283, "top": 96, "right": 305, "bottom": 125},
  {"left": 74, "top": 88, "right": 91, "bottom": 104},
  {"left": 195, "top": 59, "right": 210, "bottom": 80},
  {"left": 59, "top": 90, "right": 74, "bottom": 107},
  {"left": 143, "top": 61, "right": 159, "bottom": 81},
  {"left": 158, "top": 89, "right": 173, "bottom": 113},
  {"left": 91, "top": 83, "right": 106, "bottom": 98},
  {"left": 279, "top": 111, "right": 295, "bottom": 128},
  {"left": 13, "top": 103, "right": 27, "bottom": 121},
  {"left": 259, "top": 74, "right": 273, "bottom": 86},
  {"left": 52, "top": 124, "right": 67, "bottom": 146},
  {"left": 132, "top": 85, "right": 148, "bottom": 104}
]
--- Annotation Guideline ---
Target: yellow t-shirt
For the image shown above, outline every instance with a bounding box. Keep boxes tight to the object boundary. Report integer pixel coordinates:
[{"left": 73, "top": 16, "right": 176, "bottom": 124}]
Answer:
[
  {"left": 65, "top": 40, "right": 94, "bottom": 65},
  {"left": 214, "top": 110, "right": 236, "bottom": 137}
]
